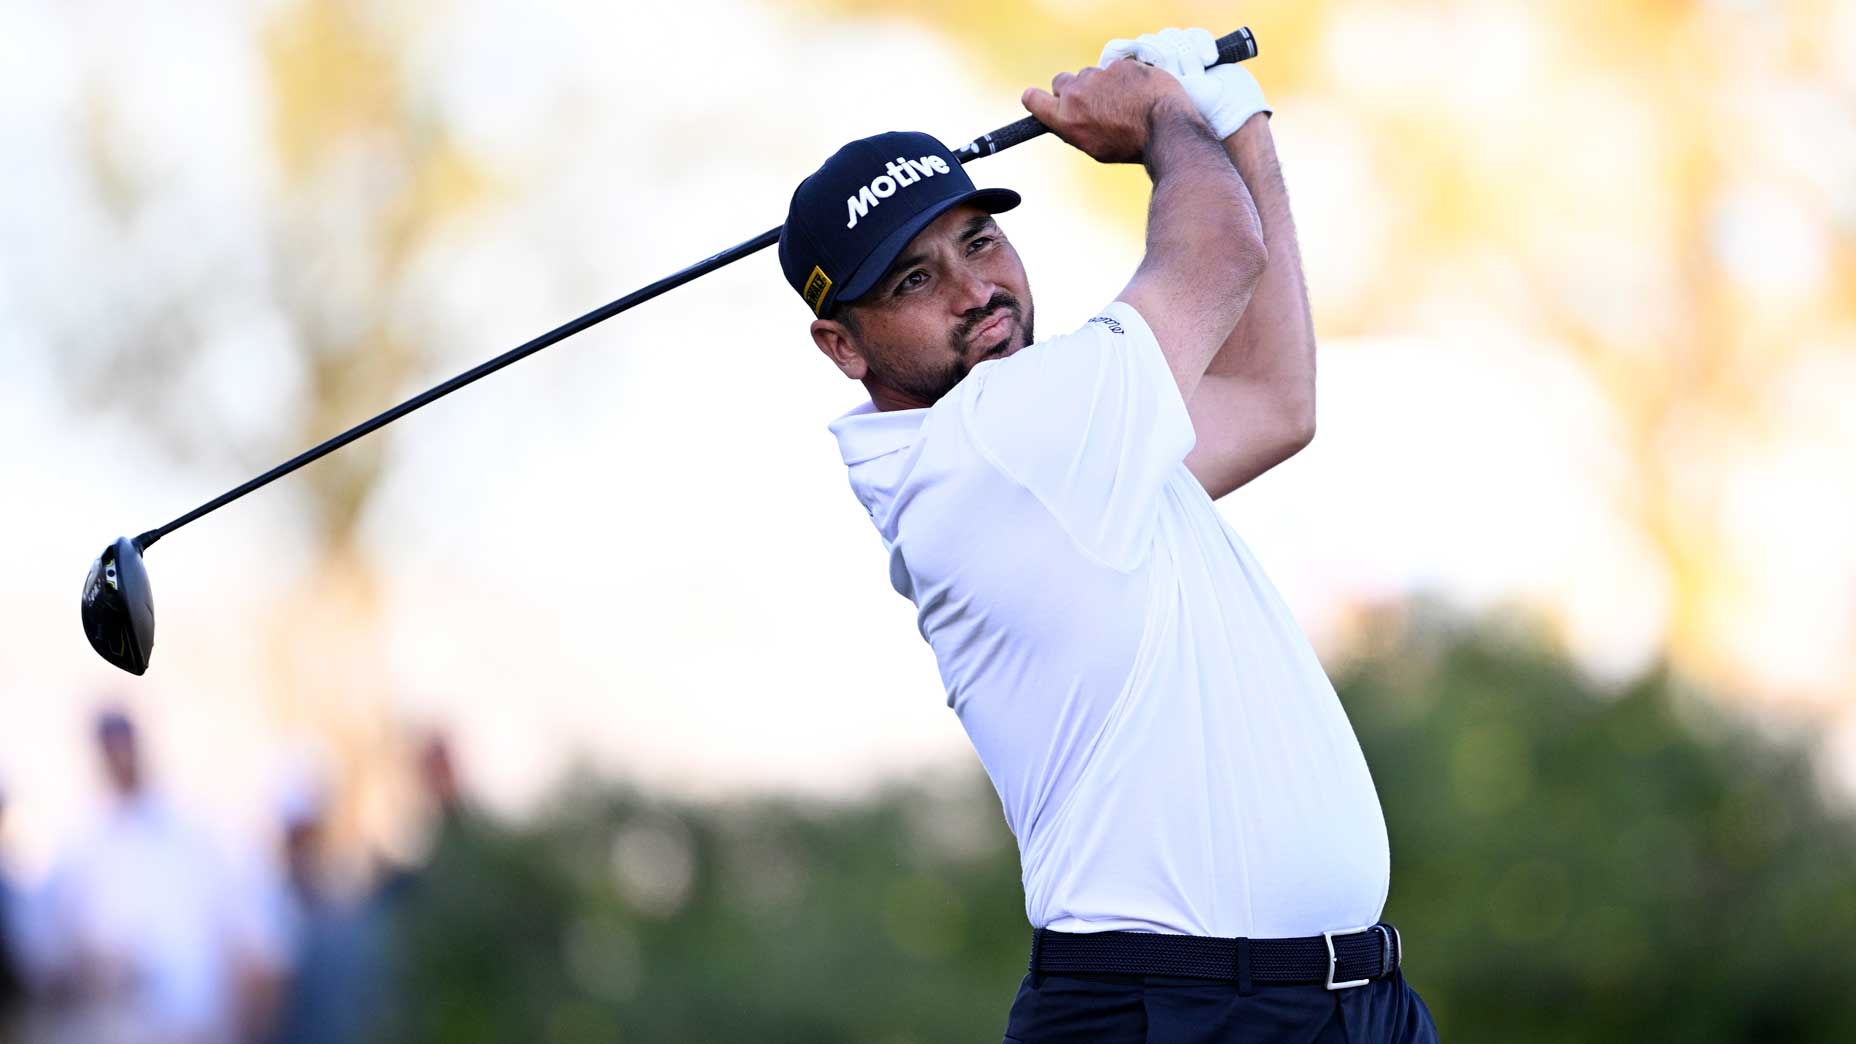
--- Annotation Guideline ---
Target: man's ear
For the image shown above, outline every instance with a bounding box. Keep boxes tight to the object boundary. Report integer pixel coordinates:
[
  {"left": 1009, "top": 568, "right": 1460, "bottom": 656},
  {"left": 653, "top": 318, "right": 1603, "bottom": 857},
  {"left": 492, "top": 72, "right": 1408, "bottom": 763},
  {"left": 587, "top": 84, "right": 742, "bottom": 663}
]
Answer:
[{"left": 811, "top": 319, "right": 869, "bottom": 380}]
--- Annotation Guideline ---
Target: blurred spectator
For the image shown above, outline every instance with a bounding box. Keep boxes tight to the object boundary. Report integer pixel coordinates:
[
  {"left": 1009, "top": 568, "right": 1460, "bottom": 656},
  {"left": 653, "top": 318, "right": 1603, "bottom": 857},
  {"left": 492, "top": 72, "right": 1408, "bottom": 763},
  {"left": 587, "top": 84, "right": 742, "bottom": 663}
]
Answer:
[
  {"left": 26, "top": 709, "right": 285, "bottom": 1044},
  {"left": 1, "top": 784, "right": 23, "bottom": 1039},
  {"left": 266, "top": 779, "right": 387, "bottom": 1044},
  {"left": 416, "top": 733, "right": 464, "bottom": 826},
  {"left": 370, "top": 731, "right": 575, "bottom": 1044}
]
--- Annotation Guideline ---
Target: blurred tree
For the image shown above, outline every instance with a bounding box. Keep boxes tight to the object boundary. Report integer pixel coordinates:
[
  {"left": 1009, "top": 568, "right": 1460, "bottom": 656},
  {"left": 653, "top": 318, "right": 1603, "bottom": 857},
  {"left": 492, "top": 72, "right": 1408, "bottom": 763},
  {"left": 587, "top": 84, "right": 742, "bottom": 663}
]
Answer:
[
  {"left": 376, "top": 612, "right": 1856, "bottom": 1042},
  {"left": 261, "top": 0, "right": 487, "bottom": 550},
  {"left": 375, "top": 774, "right": 1026, "bottom": 1043},
  {"left": 1342, "top": 606, "right": 1856, "bottom": 1043},
  {"left": 254, "top": 0, "right": 492, "bottom": 873},
  {"left": 53, "top": 0, "right": 493, "bottom": 857}
]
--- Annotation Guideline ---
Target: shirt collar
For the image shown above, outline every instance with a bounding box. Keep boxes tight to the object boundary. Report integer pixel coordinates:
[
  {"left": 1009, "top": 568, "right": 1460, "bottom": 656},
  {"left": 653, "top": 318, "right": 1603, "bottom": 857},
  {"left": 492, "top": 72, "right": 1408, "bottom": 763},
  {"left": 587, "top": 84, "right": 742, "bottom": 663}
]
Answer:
[{"left": 829, "top": 400, "right": 928, "bottom": 466}]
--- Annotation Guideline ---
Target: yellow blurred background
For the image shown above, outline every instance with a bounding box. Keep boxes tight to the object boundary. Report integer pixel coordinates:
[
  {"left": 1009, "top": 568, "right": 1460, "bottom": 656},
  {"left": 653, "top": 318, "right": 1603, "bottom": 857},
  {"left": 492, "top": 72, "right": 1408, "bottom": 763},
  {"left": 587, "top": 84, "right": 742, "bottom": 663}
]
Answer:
[
  {"left": 7, "top": 0, "right": 1848, "bottom": 854},
  {"left": 2, "top": 0, "right": 1852, "bottom": 930}
]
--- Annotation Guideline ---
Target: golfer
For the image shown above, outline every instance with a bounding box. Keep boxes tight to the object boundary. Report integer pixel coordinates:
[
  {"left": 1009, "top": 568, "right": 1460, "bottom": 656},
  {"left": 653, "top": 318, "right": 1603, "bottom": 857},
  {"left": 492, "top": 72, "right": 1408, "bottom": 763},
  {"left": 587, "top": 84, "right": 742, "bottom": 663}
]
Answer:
[{"left": 780, "top": 27, "right": 1437, "bottom": 1043}]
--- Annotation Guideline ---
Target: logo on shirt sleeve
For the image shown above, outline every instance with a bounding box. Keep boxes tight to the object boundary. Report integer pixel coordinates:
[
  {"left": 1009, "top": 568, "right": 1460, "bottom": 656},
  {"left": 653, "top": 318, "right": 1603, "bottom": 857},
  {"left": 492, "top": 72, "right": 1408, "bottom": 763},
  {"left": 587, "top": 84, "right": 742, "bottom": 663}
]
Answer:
[{"left": 1088, "top": 314, "right": 1126, "bottom": 335}]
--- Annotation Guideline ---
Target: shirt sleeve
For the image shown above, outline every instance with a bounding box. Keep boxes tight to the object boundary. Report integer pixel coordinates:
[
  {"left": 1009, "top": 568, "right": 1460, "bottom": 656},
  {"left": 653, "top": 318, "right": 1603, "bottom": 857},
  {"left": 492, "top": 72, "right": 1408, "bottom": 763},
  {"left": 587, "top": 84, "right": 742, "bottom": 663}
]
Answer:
[{"left": 958, "top": 300, "right": 1195, "bottom": 569}]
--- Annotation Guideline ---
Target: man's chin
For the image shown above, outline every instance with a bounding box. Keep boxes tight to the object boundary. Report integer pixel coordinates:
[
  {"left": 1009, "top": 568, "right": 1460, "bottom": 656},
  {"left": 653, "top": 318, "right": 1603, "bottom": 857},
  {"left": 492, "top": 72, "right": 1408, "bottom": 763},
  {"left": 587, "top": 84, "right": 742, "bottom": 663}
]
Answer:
[{"left": 979, "top": 331, "right": 1027, "bottom": 361}]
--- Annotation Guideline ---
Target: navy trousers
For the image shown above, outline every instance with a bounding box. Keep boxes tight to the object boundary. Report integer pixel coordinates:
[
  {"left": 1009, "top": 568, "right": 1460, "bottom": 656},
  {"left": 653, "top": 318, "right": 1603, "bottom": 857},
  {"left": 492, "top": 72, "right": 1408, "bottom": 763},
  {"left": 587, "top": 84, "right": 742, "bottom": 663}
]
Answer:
[{"left": 1002, "top": 969, "right": 1439, "bottom": 1043}]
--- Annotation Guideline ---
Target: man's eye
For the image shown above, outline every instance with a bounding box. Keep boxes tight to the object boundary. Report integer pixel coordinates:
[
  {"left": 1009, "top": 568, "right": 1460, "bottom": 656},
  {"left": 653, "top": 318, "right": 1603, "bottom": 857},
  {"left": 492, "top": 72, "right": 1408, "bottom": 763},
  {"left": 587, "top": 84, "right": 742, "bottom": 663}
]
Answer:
[
  {"left": 969, "top": 236, "right": 994, "bottom": 252},
  {"left": 895, "top": 271, "right": 928, "bottom": 295}
]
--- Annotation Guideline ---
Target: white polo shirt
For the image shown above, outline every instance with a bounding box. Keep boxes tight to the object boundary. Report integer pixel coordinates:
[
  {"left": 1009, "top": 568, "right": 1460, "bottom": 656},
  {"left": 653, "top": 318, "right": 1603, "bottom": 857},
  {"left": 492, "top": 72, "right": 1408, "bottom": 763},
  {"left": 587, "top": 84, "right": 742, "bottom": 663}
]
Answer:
[{"left": 829, "top": 301, "right": 1389, "bottom": 938}]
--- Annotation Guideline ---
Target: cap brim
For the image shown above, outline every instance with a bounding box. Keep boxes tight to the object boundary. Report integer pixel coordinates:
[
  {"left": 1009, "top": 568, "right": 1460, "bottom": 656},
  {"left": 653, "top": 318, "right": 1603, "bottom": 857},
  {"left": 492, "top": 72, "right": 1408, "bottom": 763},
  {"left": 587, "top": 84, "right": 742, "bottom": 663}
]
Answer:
[{"left": 832, "top": 187, "right": 1021, "bottom": 311}]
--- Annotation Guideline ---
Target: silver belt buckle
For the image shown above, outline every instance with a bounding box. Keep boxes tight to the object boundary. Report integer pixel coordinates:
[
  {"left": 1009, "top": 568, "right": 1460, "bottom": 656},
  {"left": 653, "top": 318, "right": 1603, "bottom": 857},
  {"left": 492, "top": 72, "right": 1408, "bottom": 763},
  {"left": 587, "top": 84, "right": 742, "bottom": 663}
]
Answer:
[{"left": 1323, "top": 924, "right": 1375, "bottom": 990}]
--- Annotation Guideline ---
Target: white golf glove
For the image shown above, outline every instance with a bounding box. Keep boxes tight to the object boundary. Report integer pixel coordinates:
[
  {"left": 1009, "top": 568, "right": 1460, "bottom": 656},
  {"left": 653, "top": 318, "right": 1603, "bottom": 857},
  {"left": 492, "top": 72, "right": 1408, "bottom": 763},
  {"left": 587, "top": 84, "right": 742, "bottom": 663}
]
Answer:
[{"left": 1098, "top": 27, "right": 1270, "bottom": 140}]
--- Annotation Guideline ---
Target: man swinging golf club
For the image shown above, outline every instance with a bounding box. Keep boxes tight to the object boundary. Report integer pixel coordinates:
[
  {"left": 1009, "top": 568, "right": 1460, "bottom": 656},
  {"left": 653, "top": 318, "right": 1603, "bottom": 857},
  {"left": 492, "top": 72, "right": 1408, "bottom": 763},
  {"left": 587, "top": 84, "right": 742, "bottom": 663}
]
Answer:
[{"left": 780, "top": 27, "right": 1438, "bottom": 1042}]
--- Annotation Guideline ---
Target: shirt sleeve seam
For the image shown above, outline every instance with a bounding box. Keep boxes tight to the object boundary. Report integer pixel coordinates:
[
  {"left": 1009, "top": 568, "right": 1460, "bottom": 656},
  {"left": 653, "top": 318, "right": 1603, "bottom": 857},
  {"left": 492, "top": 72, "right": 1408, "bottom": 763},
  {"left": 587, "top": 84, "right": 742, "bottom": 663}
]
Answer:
[{"left": 957, "top": 373, "right": 1157, "bottom": 575}]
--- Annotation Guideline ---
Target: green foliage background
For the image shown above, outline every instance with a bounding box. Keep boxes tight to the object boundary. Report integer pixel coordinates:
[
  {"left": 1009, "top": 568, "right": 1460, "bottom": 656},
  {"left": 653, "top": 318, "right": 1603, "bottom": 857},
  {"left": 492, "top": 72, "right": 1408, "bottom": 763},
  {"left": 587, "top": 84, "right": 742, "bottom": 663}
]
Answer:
[{"left": 374, "top": 615, "right": 1856, "bottom": 1043}]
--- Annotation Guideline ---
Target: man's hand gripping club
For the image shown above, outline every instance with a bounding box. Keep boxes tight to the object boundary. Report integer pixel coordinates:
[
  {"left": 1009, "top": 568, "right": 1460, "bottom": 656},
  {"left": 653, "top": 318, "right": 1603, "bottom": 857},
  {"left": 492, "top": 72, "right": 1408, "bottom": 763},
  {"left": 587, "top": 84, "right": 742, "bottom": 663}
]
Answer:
[
  {"left": 1098, "top": 27, "right": 1271, "bottom": 142},
  {"left": 1020, "top": 60, "right": 1207, "bottom": 165}
]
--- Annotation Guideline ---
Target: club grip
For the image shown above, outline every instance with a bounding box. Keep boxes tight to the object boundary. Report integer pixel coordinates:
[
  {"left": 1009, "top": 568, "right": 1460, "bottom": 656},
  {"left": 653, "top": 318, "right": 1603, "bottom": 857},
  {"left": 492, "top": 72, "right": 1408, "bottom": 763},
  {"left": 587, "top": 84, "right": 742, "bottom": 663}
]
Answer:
[
  {"left": 1217, "top": 26, "right": 1259, "bottom": 65},
  {"left": 954, "top": 26, "right": 1258, "bottom": 164}
]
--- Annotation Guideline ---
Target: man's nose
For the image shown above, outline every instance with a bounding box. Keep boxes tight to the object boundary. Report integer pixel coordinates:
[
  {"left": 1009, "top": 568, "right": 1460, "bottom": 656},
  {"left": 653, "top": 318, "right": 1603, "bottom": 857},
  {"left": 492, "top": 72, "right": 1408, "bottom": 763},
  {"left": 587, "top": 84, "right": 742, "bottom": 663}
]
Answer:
[{"left": 950, "top": 265, "right": 995, "bottom": 315}]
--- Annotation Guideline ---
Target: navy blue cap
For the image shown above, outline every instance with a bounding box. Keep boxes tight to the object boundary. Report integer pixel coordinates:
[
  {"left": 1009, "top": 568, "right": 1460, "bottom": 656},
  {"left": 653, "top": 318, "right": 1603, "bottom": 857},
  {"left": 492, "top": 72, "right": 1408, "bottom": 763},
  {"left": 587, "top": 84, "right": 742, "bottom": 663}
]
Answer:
[{"left": 780, "top": 131, "right": 1020, "bottom": 318}]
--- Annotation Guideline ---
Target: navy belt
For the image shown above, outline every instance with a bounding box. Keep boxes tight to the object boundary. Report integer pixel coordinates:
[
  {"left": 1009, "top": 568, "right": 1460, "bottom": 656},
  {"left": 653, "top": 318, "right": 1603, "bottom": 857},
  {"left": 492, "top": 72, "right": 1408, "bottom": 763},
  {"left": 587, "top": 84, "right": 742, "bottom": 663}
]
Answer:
[{"left": 1030, "top": 922, "right": 1402, "bottom": 991}]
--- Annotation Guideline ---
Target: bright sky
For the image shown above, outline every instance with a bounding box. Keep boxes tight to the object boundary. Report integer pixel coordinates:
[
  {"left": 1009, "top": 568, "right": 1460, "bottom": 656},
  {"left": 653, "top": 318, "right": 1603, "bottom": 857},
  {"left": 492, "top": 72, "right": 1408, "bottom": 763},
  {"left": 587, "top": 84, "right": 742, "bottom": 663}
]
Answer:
[{"left": 3, "top": 0, "right": 1853, "bottom": 877}]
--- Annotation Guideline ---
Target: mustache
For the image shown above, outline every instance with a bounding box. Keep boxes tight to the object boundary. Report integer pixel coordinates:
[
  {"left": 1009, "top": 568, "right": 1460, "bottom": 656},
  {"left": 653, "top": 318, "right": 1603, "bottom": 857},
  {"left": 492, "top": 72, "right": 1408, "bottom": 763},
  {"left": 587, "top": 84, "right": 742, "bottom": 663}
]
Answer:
[{"left": 958, "top": 293, "right": 1021, "bottom": 343}]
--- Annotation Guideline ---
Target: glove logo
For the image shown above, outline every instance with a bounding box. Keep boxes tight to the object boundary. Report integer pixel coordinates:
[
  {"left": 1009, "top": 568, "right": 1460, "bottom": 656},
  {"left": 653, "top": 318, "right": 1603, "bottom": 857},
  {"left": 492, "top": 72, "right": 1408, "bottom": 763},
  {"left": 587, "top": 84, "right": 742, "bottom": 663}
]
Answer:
[{"left": 803, "top": 266, "right": 833, "bottom": 316}]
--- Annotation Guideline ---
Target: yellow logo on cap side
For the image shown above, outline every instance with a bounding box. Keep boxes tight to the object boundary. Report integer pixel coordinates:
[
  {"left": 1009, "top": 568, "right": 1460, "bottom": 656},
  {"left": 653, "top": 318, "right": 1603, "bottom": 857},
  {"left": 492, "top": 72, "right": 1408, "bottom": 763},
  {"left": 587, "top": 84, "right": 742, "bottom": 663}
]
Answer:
[{"left": 803, "top": 266, "right": 833, "bottom": 316}]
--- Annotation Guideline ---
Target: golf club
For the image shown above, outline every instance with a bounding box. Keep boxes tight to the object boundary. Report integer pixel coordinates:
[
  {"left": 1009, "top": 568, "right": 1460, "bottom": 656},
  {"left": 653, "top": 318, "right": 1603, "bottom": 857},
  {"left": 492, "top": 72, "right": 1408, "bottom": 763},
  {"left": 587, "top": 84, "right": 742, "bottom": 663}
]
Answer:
[{"left": 80, "top": 27, "right": 1260, "bottom": 675}]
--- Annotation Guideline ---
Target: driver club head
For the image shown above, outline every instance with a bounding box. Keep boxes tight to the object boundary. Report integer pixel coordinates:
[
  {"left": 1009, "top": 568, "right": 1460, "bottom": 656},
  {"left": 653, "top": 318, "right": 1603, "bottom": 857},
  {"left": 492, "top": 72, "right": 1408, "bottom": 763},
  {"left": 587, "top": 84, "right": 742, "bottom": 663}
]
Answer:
[{"left": 81, "top": 536, "right": 155, "bottom": 676}]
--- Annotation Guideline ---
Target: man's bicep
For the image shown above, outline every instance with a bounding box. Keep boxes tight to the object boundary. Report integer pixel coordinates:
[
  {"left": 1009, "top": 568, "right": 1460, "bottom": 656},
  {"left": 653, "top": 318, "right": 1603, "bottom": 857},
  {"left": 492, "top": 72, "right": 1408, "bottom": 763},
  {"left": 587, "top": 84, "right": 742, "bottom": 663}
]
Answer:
[
  {"left": 1183, "top": 374, "right": 1316, "bottom": 499},
  {"left": 1119, "top": 268, "right": 1242, "bottom": 405}
]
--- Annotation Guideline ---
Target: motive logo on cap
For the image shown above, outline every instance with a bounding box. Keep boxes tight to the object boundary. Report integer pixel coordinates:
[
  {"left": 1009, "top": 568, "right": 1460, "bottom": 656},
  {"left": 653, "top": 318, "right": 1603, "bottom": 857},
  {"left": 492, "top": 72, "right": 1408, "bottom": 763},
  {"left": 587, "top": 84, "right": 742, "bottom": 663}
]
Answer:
[
  {"left": 844, "top": 154, "right": 955, "bottom": 229},
  {"left": 779, "top": 130, "right": 1020, "bottom": 319}
]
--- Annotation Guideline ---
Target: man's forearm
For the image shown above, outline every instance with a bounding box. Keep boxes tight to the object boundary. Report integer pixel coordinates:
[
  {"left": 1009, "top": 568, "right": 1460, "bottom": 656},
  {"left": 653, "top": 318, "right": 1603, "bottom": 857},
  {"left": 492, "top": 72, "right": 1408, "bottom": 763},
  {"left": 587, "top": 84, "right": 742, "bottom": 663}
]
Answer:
[
  {"left": 1203, "top": 116, "right": 1316, "bottom": 417},
  {"left": 1142, "top": 102, "right": 1263, "bottom": 279},
  {"left": 1134, "top": 101, "right": 1267, "bottom": 392}
]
